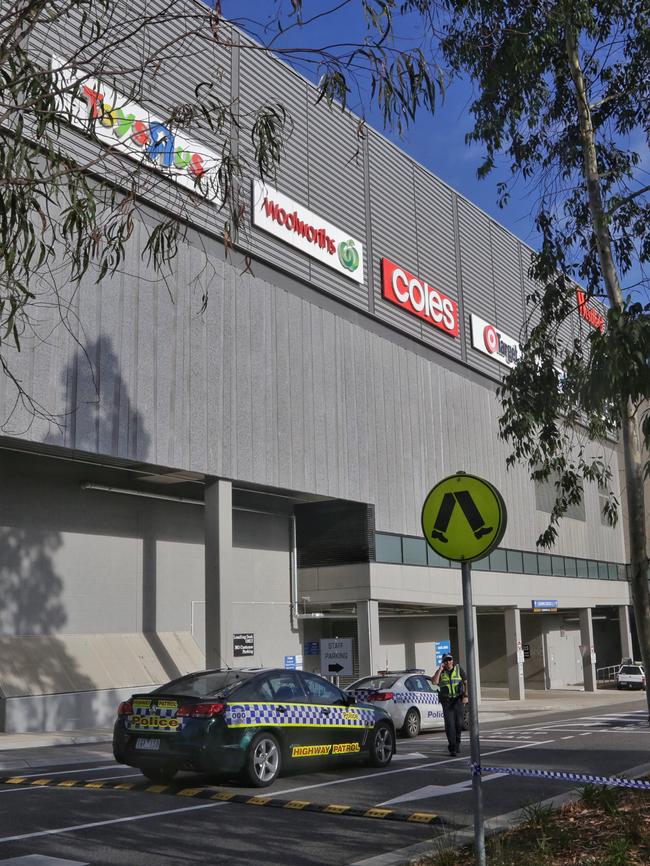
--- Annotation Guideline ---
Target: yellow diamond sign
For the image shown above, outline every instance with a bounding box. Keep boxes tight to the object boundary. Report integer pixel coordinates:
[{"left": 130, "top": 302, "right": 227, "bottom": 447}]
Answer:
[{"left": 421, "top": 473, "right": 507, "bottom": 562}]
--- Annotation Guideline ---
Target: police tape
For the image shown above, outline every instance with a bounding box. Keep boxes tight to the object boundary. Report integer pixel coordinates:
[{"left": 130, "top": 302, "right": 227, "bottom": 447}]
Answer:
[
  {"left": 0, "top": 775, "right": 441, "bottom": 824},
  {"left": 471, "top": 763, "right": 650, "bottom": 791}
]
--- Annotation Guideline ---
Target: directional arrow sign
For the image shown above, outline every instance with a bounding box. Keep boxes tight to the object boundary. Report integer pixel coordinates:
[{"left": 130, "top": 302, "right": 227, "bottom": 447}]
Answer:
[{"left": 320, "top": 638, "right": 353, "bottom": 677}]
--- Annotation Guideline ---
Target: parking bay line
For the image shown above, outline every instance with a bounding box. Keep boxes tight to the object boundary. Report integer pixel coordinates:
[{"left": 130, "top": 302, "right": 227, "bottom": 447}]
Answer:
[
  {"left": 0, "top": 739, "right": 556, "bottom": 843},
  {"left": 0, "top": 802, "right": 227, "bottom": 844},
  {"left": 5, "top": 765, "right": 126, "bottom": 779}
]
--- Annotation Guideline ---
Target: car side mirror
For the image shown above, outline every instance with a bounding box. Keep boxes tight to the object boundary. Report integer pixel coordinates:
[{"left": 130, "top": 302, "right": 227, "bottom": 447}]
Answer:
[{"left": 346, "top": 694, "right": 357, "bottom": 706}]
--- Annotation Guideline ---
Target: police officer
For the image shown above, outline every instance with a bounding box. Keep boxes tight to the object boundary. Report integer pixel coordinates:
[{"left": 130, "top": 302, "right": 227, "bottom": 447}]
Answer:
[{"left": 432, "top": 654, "right": 468, "bottom": 756}]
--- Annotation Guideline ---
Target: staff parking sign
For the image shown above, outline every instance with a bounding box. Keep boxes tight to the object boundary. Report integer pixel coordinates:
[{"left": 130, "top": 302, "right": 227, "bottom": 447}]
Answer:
[{"left": 421, "top": 473, "right": 507, "bottom": 562}]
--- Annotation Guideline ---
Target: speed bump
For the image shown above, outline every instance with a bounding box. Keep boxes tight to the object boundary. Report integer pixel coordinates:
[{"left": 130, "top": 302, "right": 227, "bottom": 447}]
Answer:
[{"left": 0, "top": 775, "right": 441, "bottom": 825}]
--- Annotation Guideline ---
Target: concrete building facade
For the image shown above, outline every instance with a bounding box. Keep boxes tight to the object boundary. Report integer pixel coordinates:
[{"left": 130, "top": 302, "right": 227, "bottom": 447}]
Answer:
[{"left": 0, "top": 2, "right": 636, "bottom": 732}]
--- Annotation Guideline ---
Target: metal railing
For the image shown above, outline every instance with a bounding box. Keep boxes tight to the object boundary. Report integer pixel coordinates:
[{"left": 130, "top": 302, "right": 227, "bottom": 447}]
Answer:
[{"left": 596, "top": 664, "right": 619, "bottom": 683}]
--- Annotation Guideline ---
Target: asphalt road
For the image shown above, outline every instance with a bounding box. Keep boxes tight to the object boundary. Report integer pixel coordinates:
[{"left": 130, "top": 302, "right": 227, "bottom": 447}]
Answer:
[{"left": 0, "top": 700, "right": 647, "bottom": 866}]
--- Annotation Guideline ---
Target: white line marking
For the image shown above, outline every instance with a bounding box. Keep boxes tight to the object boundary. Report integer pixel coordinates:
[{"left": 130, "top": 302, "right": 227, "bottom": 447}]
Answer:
[
  {"left": 271, "top": 739, "right": 555, "bottom": 798},
  {"left": 379, "top": 773, "right": 504, "bottom": 806},
  {"left": 0, "top": 773, "right": 142, "bottom": 794},
  {"left": 561, "top": 736, "right": 574, "bottom": 740},
  {"left": 4, "top": 766, "right": 126, "bottom": 779},
  {"left": 0, "top": 802, "right": 226, "bottom": 843}
]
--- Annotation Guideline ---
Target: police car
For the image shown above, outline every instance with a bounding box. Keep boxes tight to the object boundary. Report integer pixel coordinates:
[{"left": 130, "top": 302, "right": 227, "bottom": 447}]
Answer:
[
  {"left": 345, "top": 670, "right": 445, "bottom": 737},
  {"left": 113, "top": 667, "right": 395, "bottom": 787}
]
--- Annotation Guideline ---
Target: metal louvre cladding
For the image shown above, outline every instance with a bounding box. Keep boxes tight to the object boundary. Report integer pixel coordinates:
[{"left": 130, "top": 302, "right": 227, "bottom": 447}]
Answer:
[{"left": 225, "top": 702, "right": 375, "bottom": 729}]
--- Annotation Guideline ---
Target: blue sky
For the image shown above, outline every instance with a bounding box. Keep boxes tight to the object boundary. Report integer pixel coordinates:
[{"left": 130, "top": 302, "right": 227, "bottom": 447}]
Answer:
[{"left": 220, "top": 1, "right": 648, "bottom": 302}]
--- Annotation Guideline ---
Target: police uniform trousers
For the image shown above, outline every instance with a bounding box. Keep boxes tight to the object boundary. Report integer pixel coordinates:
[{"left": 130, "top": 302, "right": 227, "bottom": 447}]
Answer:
[{"left": 441, "top": 697, "right": 463, "bottom": 752}]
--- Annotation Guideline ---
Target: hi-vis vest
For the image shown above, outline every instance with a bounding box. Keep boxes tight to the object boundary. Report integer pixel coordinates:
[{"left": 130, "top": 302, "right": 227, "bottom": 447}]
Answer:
[{"left": 439, "top": 665, "right": 464, "bottom": 700}]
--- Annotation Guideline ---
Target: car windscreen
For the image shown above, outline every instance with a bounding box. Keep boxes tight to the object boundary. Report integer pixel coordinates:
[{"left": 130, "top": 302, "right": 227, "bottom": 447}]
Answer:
[
  {"left": 348, "top": 676, "right": 399, "bottom": 690},
  {"left": 152, "top": 670, "right": 256, "bottom": 698},
  {"left": 620, "top": 666, "right": 643, "bottom": 675}
]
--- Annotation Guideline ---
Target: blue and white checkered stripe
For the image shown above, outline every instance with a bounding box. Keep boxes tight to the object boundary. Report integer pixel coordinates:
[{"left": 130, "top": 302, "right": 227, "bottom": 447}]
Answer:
[
  {"left": 225, "top": 702, "right": 375, "bottom": 728},
  {"left": 471, "top": 763, "right": 650, "bottom": 791},
  {"left": 347, "top": 689, "right": 440, "bottom": 705},
  {"left": 347, "top": 689, "right": 374, "bottom": 702},
  {"left": 394, "top": 691, "right": 440, "bottom": 705}
]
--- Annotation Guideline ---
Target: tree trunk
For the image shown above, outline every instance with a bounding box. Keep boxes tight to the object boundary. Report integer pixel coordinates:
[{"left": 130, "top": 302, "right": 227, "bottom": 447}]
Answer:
[{"left": 565, "top": 27, "right": 650, "bottom": 721}]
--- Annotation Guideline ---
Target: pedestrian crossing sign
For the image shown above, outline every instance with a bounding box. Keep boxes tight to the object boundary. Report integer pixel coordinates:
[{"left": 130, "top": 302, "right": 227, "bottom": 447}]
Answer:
[{"left": 421, "top": 472, "right": 507, "bottom": 562}]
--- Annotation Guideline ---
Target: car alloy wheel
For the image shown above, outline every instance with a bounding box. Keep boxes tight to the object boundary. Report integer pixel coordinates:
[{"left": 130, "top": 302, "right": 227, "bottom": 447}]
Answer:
[
  {"left": 368, "top": 722, "right": 394, "bottom": 767},
  {"left": 246, "top": 732, "right": 281, "bottom": 787},
  {"left": 402, "top": 708, "right": 420, "bottom": 738}
]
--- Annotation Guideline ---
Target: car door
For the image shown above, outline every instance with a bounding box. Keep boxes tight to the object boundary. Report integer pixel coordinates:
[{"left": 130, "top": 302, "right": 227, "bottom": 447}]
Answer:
[
  {"left": 404, "top": 675, "right": 444, "bottom": 730},
  {"left": 230, "top": 670, "right": 313, "bottom": 757},
  {"left": 299, "top": 672, "right": 370, "bottom": 759}
]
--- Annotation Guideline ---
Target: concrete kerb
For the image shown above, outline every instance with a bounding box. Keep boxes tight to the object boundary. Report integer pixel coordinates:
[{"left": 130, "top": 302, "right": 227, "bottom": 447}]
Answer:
[{"left": 349, "top": 761, "right": 650, "bottom": 866}]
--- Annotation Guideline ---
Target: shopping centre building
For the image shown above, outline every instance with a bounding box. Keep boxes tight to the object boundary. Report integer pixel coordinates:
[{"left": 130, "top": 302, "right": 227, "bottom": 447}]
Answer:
[{"left": 0, "top": 3, "right": 638, "bottom": 732}]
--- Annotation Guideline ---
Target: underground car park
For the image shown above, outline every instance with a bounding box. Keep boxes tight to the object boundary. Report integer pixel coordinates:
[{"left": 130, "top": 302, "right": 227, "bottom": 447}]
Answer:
[{"left": 112, "top": 668, "right": 397, "bottom": 787}]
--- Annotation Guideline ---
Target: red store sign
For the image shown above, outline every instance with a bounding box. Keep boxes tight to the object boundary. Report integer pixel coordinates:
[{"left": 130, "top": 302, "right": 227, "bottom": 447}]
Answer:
[
  {"left": 381, "top": 258, "right": 459, "bottom": 337},
  {"left": 576, "top": 289, "right": 605, "bottom": 332}
]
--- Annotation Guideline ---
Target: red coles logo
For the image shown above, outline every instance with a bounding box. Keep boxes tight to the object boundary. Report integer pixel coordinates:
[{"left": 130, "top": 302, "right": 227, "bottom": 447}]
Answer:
[{"left": 381, "top": 259, "right": 459, "bottom": 337}]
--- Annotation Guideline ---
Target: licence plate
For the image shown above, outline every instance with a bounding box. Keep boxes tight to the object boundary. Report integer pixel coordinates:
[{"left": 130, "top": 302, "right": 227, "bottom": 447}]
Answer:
[{"left": 135, "top": 738, "right": 160, "bottom": 751}]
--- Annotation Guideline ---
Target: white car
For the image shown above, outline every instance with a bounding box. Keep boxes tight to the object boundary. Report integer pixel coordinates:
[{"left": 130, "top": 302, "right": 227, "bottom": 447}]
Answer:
[
  {"left": 346, "top": 670, "right": 444, "bottom": 737},
  {"left": 616, "top": 664, "right": 646, "bottom": 690}
]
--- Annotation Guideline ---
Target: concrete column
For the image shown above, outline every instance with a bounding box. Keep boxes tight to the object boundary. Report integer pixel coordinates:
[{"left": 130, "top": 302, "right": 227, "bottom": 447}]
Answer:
[
  {"left": 579, "top": 607, "right": 597, "bottom": 692},
  {"left": 457, "top": 605, "right": 481, "bottom": 704},
  {"left": 357, "top": 600, "right": 380, "bottom": 677},
  {"left": 618, "top": 605, "right": 634, "bottom": 662},
  {"left": 504, "top": 607, "right": 526, "bottom": 701},
  {"left": 204, "top": 479, "right": 233, "bottom": 669}
]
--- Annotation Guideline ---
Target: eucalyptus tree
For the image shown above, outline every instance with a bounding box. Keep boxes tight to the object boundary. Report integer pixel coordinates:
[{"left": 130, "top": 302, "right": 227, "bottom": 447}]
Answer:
[
  {"left": 429, "top": 0, "right": 650, "bottom": 717},
  {"left": 0, "top": 0, "right": 288, "bottom": 426}
]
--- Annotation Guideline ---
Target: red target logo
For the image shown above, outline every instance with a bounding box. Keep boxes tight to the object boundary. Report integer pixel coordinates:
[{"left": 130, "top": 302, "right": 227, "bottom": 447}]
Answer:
[{"left": 483, "top": 324, "right": 499, "bottom": 354}]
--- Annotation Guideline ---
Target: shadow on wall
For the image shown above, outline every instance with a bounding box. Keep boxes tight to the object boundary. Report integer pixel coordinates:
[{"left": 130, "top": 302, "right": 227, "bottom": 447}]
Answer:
[
  {"left": 0, "top": 525, "right": 95, "bottom": 731},
  {"left": 45, "top": 337, "right": 180, "bottom": 684},
  {"left": 45, "top": 335, "right": 152, "bottom": 459}
]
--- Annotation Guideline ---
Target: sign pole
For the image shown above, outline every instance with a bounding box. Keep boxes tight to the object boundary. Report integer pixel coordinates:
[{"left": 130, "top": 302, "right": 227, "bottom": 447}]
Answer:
[
  {"left": 461, "top": 560, "right": 485, "bottom": 866},
  {"left": 421, "top": 470, "right": 506, "bottom": 866}
]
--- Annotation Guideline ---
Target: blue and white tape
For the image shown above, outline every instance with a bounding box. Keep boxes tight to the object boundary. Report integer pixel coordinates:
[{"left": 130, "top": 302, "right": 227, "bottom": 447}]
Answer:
[{"left": 471, "top": 763, "right": 650, "bottom": 791}]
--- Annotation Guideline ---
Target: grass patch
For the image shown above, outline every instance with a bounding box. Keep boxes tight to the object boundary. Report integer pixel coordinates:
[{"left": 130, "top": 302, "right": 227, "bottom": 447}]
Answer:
[{"left": 413, "top": 784, "right": 650, "bottom": 866}]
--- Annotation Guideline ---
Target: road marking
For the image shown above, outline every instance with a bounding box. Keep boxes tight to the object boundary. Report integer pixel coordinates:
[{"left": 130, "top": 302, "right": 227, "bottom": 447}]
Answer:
[
  {"left": 0, "top": 857, "right": 88, "bottom": 865},
  {"left": 268, "top": 739, "right": 555, "bottom": 799},
  {"left": 561, "top": 736, "right": 574, "bottom": 740},
  {"left": 0, "top": 777, "right": 442, "bottom": 827},
  {"left": 391, "top": 753, "right": 427, "bottom": 762},
  {"left": 0, "top": 773, "right": 141, "bottom": 795},
  {"left": 379, "top": 773, "right": 504, "bottom": 806},
  {"left": 10, "top": 766, "right": 121, "bottom": 779},
  {"left": 0, "top": 802, "right": 226, "bottom": 843}
]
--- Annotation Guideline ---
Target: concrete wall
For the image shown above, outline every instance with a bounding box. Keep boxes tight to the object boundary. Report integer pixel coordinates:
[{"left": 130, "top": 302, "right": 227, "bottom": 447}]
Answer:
[
  {"left": 367, "top": 564, "right": 630, "bottom": 609},
  {"left": 0, "top": 450, "right": 300, "bottom": 728},
  {"left": 378, "top": 616, "right": 450, "bottom": 674},
  {"left": 4, "top": 0, "right": 622, "bottom": 561},
  {"left": 477, "top": 614, "right": 507, "bottom": 686},
  {"left": 521, "top": 615, "right": 546, "bottom": 688}
]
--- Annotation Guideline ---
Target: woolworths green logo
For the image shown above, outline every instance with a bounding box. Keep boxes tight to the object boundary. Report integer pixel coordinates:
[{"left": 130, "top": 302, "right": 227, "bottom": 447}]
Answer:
[{"left": 338, "top": 239, "right": 360, "bottom": 272}]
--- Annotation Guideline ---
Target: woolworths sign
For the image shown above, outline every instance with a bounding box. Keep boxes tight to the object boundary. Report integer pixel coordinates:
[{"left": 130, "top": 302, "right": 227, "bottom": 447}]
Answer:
[{"left": 252, "top": 180, "right": 364, "bottom": 283}]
